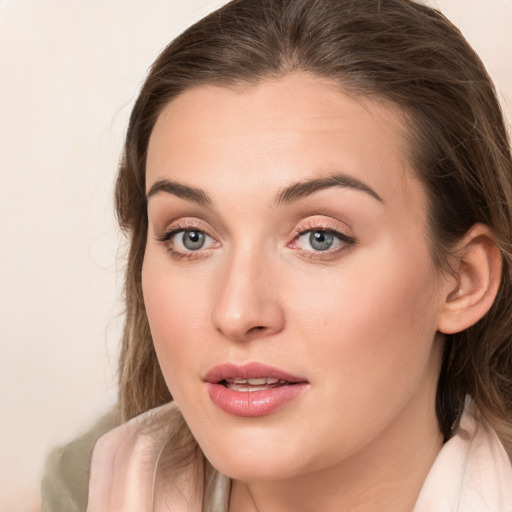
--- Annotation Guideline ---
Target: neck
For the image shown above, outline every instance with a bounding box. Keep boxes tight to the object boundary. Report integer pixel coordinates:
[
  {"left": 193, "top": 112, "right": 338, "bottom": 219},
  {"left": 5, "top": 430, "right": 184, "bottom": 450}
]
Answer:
[{"left": 229, "top": 389, "right": 443, "bottom": 512}]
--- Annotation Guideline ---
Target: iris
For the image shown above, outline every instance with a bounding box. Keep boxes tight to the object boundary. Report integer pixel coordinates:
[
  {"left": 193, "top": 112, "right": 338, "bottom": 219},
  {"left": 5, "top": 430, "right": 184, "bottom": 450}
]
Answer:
[
  {"left": 182, "top": 230, "right": 206, "bottom": 250},
  {"left": 309, "top": 231, "right": 334, "bottom": 251}
]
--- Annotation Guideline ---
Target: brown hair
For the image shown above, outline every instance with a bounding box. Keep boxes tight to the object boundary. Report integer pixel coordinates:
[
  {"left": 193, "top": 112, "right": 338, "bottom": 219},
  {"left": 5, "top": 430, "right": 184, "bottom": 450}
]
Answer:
[{"left": 115, "top": 0, "right": 512, "bottom": 455}]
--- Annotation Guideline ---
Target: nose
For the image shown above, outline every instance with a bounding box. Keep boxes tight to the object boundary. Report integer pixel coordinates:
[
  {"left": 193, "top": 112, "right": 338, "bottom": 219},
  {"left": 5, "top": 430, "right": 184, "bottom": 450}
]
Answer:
[{"left": 211, "top": 249, "right": 285, "bottom": 342}]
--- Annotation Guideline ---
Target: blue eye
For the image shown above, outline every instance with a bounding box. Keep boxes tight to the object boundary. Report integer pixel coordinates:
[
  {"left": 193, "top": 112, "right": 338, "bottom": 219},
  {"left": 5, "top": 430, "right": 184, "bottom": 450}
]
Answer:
[
  {"left": 171, "top": 229, "right": 217, "bottom": 252},
  {"left": 180, "top": 230, "right": 206, "bottom": 250},
  {"left": 157, "top": 227, "right": 217, "bottom": 259},
  {"left": 296, "top": 229, "right": 352, "bottom": 253},
  {"left": 308, "top": 231, "right": 335, "bottom": 251}
]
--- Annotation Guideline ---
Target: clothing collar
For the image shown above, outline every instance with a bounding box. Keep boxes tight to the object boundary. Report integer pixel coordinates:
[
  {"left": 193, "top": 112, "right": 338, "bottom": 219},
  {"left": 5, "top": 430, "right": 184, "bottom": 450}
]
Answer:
[
  {"left": 413, "top": 401, "right": 512, "bottom": 511},
  {"left": 86, "top": 400, "right": 512, "bottom": 512}
]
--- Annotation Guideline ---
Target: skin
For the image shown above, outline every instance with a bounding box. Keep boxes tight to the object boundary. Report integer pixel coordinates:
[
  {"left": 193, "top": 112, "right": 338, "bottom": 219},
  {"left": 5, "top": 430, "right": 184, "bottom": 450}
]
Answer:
[{"left": 142, "top": 74, "right": 456, "bottom": 511}]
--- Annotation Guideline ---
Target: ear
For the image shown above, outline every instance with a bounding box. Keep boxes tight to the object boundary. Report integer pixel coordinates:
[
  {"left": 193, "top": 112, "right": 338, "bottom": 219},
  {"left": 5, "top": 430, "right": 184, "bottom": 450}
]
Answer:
[{"left": 437, "top": 224, "right": 502, "bottom": 335}]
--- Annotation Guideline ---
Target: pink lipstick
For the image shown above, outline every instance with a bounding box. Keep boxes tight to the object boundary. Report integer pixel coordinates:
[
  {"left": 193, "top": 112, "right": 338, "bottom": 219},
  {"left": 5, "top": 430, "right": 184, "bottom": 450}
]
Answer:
[{"left": 203, "top": 362, "right": 309, "bottom": 417}]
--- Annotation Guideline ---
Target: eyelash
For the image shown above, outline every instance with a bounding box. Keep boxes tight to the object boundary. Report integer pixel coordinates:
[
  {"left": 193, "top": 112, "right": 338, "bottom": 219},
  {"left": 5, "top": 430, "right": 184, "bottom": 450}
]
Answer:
[
  {"left": 156, "top": 220, "right": 356, "bottom": 261},
  {"left": 290, "top": 222, "right": 356, "bottom": 259},
  {"left": 156, "top": 222, "right": 217, "bottom": 261}
]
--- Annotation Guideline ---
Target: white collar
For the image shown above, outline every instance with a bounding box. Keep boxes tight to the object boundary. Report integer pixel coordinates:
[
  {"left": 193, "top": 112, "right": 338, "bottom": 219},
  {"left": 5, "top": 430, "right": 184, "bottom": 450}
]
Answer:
[{"left": 413, "top": 402, "right": 512, "bottom": 511}]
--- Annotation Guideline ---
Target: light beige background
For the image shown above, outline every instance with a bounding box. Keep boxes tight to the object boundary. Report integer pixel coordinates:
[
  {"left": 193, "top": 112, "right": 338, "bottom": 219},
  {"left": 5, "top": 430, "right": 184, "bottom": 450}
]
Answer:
[{"left": 0, "top": 0, "right": 510, "bottom": 510}]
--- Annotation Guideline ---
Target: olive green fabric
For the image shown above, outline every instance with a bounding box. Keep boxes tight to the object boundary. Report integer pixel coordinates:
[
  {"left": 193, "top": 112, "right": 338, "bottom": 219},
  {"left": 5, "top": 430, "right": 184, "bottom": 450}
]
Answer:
[{"left": 41, "top": 410, "right": 117, "bottom": 512}]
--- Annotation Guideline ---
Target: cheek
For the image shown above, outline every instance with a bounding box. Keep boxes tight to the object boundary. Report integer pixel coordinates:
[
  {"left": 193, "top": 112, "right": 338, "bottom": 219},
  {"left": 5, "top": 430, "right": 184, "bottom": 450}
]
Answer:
[
  {"left": 289, "top": 245, "right": 442, "bottom": 409},
  {"left": 141, "top": 252, "right": 211, "bottom": 398}
]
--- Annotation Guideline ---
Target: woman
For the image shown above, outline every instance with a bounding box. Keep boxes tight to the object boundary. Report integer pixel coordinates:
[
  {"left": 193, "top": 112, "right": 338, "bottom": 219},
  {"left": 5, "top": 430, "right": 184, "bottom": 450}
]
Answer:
[{"left": 42, "top": 0, "right": 512, "bottom": 510}]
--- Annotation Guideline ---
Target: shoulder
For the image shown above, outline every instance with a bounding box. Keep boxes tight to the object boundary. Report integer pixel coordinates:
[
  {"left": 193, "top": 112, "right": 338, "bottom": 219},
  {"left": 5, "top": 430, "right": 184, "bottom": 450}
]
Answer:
[
  {"left": 41, "top": 409, "right": 118, "bottom": 512},
  {"left": 41, "top": 402, "right": 230, "bottom": 512},
  {"left": 457, "top": 411, "right": 512, "bottom": 510},
  {"left": 85, "top": 401, "right": 198, "bottom": 511},
  {"left": 414, "top": 401, "right": 512, "bottom": 512}
]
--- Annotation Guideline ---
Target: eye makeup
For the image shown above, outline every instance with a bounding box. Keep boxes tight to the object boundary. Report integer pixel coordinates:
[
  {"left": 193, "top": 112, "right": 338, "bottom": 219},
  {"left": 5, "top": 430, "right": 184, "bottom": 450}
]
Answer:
[
  {"left": 155, "top": 219, "right": 220, "bottom": 261},
  {"left": 288, "top": 217, "right": 357, "bottom": 260},
  {"left": 154, "top": 213, "right": 357, "bottom": 263}
]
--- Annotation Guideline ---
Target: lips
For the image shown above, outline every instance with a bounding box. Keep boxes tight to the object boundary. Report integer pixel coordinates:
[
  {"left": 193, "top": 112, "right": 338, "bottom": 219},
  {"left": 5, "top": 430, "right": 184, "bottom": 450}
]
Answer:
[{"left": 203, "top": 362, "right": 309, "bottom": 417}]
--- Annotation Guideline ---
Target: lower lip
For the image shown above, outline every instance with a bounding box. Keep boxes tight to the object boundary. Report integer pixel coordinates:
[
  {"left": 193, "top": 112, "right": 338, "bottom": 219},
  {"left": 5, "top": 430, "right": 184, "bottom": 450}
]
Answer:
[{"left": 206, "top": 382, "right": 308, "bottom": 417}]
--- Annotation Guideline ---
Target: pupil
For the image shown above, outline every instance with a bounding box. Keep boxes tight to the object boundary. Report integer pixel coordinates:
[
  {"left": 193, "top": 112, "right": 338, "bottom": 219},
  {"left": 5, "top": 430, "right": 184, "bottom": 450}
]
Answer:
[
  {"left": 310, "top": 231, "right": 334, "bottom": 251},
  {"left": 183, "top": 231, "right": 205, "bottom": 250}
]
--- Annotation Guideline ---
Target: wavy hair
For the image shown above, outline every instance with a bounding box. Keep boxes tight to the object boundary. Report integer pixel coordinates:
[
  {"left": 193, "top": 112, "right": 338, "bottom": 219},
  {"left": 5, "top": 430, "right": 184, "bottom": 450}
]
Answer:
[{"left": 114, "top": 0, "right": 512, "bottom": 457}]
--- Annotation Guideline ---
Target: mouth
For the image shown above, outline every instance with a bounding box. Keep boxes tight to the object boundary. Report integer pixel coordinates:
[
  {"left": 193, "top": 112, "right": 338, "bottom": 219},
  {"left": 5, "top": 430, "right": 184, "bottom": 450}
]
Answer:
[
  {"left": 203, "top": 362, "right": 309, "bottom": 417},
  {"left": 203, "top": 361, "right": 307, "bottom": 387},
  {"left": 221, "top": 377, "right": 294, "bottom": 392}
]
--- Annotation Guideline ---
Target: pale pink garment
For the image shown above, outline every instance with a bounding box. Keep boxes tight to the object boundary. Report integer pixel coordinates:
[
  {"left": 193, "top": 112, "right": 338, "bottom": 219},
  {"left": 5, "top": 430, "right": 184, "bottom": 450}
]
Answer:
[
  {"left": 86, "top": 401, "right": 512, "bottom": 511},
  {"left": 414, "top": 402, "right": 512, "bottom": 511}
]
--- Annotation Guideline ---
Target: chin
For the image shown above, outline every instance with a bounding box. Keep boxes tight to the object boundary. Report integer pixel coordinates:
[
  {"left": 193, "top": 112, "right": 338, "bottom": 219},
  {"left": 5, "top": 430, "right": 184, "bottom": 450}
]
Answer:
[
  {"left": 210, "top": 453, "right": 302, "bottom": 483},
  {"left": 196, "top": 425, "right": 313, "bottom": 482}
]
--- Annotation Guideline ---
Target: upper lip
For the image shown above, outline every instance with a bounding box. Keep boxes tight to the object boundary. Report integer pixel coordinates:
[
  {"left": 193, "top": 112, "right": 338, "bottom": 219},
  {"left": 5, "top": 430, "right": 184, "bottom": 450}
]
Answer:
[{"left": 203, "top": 362, "right": 307, "bottom": 384}]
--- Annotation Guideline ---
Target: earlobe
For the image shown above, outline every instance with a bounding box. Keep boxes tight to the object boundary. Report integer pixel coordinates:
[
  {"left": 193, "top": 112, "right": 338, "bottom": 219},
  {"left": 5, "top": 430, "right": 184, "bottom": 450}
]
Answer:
[{"left": 437, "top": 224, "right": 502, "bottom": 335}]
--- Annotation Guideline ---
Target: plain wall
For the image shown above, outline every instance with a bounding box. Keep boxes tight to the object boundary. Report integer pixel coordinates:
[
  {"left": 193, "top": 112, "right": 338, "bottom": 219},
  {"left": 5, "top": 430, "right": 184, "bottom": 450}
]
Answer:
[{"left": 0, "top": 0, "right": 510, "bottom": 510}]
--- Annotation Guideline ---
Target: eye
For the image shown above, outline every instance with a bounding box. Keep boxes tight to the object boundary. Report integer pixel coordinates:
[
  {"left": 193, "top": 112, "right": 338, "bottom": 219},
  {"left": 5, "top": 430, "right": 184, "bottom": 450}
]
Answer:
[
  {"left": 302, "top": 230, "right": 336, "bottom": 251},
  {"left": 177, "top": 230, "right": 208, "bottom": 251},
  {"left": 156, "top": 225, "right": 218, "bottom": 260},
  {"left": 292, "top": 227, "right": 355, "bottom": 256},
  {"left": 169, "top": 229, "right": 217, "bottom": 252}
]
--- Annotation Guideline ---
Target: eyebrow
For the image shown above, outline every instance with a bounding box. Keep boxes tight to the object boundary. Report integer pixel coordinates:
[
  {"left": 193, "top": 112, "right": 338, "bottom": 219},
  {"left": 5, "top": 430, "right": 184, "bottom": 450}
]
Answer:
[
  {"left": 146, "top": 172, "right": 383, "bottom": 206},
  {"left": 276, "top": 173, "right": 384, "bottom": 205},
  {"left": 146, "top": 179, "right": 211, "bottom": 206}
]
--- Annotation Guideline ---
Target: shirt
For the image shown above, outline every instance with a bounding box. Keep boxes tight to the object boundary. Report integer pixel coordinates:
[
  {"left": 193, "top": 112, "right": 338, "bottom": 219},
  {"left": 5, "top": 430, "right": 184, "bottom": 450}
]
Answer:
[{"left": 42, "top": 400, "right": 512, "bottom": 511}]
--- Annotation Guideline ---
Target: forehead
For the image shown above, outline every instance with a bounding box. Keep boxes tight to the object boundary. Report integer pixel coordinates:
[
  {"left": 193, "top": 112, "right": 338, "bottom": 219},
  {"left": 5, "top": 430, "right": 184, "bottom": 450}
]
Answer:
[{"left": 146, "top": 73, "right": 423, "bottom": 211}]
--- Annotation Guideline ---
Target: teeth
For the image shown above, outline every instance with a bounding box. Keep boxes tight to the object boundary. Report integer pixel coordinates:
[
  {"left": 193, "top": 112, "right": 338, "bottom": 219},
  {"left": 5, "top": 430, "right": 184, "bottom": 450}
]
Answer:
[
  {"left": 224, "top": 377, "right": 287, "bottom": 391},
  {"left": 228, "top": 377, "right": 282, "bottom": 385},
  {"left": 227, "top": 385, "right": 270, "bottom": 392},
  {"left": 246, "top": 378, "right": 267, "bottom": 385}
]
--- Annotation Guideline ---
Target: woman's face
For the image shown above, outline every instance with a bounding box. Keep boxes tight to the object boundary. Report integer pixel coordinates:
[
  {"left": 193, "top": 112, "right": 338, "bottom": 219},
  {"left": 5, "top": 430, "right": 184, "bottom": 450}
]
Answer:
[{"left": 142, "top": 74, "right": 450, "bottom": 481}]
